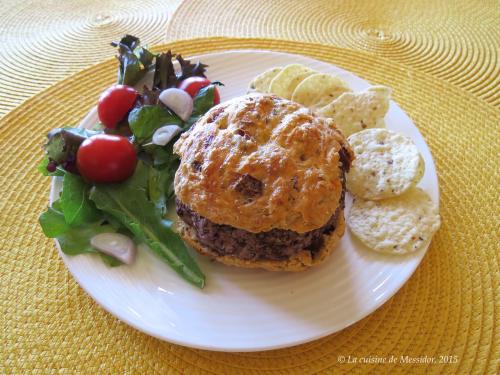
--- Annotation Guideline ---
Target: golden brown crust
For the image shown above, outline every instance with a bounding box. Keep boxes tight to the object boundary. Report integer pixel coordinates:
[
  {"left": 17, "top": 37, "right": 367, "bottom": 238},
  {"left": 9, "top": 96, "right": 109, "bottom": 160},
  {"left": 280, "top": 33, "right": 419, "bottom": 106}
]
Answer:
[
  {"left": 177, "top": 213, "right": 345, "bottom": 272},
  {"left": 174, "top": 94, "right": 353, "bottom": 233}
]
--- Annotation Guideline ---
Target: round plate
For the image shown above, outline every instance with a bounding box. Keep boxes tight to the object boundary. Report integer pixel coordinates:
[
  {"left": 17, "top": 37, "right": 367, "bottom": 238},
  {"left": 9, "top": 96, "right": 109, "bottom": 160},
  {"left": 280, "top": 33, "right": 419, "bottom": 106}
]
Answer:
[{"left": 50, "top": 50, "right": 439, "bottom": 352}]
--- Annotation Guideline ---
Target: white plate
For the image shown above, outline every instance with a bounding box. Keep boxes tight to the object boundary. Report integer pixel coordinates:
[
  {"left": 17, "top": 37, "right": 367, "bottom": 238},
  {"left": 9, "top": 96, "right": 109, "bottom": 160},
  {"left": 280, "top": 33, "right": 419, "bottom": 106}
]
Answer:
[{"left": 50, "top": 50, "right": 439, "bottom": 352}]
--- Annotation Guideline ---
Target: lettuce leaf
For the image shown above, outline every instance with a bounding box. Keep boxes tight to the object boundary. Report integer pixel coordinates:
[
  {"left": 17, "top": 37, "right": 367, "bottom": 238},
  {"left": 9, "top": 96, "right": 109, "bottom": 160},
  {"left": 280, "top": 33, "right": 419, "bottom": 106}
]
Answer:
[
  {"left": 128, "top": 105, "right": 182, "bottom": 142},
  {"left": 39, "top": 200, "right": 70, "bottom": 237},
  {"left": 153, "top": 51, "right": 208, "bottom": 90},
  {"left": 42, "top": 127, "right": 102, "bottom": 174},
  {"left": 60, "top": 173, "right": 100, "bottom": 226},
  {"left": 39, "top": 200, "right": 122, "bottom": 267},
  {"left": 89, "top": 162, "right": 205, "bottom": 288},
  {"left": 153, "top": 51, "right": 177, "bottom": 91},
  {"left": 187, "top": 84, "right": 221, "bottom": 125},
  {"left": 148, "top": 163, "right": 176, "bottom": 217}
]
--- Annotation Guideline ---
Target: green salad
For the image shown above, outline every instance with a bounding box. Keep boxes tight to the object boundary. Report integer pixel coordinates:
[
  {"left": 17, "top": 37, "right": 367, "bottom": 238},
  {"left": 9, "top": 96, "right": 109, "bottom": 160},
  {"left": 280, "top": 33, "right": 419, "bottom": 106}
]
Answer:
[{"left": 38, "top": 35, "right": 223, "bottom": 288}]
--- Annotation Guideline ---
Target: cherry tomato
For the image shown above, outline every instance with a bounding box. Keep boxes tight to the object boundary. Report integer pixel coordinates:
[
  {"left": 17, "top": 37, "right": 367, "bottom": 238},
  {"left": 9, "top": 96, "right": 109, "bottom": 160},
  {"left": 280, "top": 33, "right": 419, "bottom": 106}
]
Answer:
[
  {"left": 77, "top": 134, "right": 136, "bottom": 183},
  {"left": 97, "top": 85, "right": 138, "bottom": 129},
  {"left": 178, "top": 77, "right": 220, "bottom": 105}
]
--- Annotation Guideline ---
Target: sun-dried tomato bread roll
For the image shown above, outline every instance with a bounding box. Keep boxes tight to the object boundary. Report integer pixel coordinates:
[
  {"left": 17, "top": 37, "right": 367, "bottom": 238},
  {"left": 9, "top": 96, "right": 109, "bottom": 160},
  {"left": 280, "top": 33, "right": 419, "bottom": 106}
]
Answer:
[{"left": 173, "top": 94, "right": 353, "bottom": 271}]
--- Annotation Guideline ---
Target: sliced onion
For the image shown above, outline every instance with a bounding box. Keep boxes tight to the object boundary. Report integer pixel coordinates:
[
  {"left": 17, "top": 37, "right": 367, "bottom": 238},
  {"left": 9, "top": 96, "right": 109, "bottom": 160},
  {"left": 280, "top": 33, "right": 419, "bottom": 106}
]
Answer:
[
  {"left": 90, "top": 233, "right": 136, "bottom": 265},
  {"left": 152, "top": 125, "right": 182, "bottom": 146},
  {"left": 159, "top": 88, "right": 193, "bottom": 121}
]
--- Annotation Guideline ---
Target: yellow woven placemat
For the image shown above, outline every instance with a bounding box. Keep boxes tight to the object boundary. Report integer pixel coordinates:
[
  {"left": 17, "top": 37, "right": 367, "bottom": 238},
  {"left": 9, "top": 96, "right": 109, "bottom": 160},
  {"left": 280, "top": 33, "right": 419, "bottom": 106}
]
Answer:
[
  {"left": 1, "top": 37, "right": 498, "bottom": 374},
  {"left": 166, "top": 0, "right": 499, "bottom": 107},
  {"left": 0, "top": 0, "right": 180, "bottom": 119}
]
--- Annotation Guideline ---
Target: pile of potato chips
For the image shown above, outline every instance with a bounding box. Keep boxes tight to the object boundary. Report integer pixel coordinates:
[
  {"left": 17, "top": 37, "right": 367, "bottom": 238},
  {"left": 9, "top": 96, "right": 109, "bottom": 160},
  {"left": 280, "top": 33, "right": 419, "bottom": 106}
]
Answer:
[
  {"left": 249, "top": 65, "right": 441, "bottom": 255},
  {"left": 248, "top": 64, "right": 391, "bottom": 137}
]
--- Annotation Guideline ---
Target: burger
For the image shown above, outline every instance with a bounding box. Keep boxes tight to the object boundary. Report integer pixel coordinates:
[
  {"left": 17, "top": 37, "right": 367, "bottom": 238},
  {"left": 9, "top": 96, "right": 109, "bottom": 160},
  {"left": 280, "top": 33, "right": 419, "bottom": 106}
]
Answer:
[{"left": 173, "top": 94, "right": 354, "bottom": 271}]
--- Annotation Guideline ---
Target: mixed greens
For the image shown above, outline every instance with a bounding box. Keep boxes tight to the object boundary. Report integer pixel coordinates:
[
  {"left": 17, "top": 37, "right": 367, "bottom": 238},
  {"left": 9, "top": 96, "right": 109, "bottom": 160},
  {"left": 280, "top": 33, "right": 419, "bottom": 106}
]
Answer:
[
  {"left": 38, "top": 35, "right": 222, "bottom": 288},
  {"left": 112, "top": 34, "right": 208, "bottom": 89}
]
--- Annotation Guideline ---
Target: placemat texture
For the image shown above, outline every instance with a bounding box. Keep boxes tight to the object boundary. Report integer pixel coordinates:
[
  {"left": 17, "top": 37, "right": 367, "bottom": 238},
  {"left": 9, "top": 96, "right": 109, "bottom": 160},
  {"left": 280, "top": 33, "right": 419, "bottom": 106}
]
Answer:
[
  {"left": 1, "top": 38, "right": 498, "bottom": 374},
  {"left": 166, "top": 0, "right": 499, "bottom": 107},
  {"left": 0, "top": 0, "right": 181, "bottom": 119}
]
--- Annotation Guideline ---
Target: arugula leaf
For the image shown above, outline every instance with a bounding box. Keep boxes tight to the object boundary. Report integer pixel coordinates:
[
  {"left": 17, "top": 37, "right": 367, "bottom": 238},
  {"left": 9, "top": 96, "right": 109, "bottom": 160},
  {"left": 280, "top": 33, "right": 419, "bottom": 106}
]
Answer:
[
  {"left": 57, "top": 222, "right": 114, "bottom": 256},
  {"left": 39, "top": 199, "right": 122, "bottom": 266},
  {"left": 141, "top": 141, "right": 179, "bottom": 167},
  {"left": 112, "top": 35, "right": 155, "bottom": 86},
  {"left": 60, "top": 173, "right": 100, "bottom": 226},
  {"left": 39, "top": 200, "right": 70, "bottom": 237},
  {"left": 102, "top": 213, "right": 126, "bottom": 231},
  {"left": 187, "top": 84, "right": 222, "bottom": 125},
  {"left": 103, "top": 119, "right": 133, "bottom": 137},
  {"left": 139, "top": 141, "right": 179, "bottom": 216},
  {"left": 100, "top": 253, "right": 123, "bottom": 267},
  {"left": 148, "top": 165, "right": 176, "bottom": 216},
  {"left": 192, "top": 85, "right": 215, "bottom": 116},
  {"left": 128, "top": 105, "right": 182, "bottom": 142},
  {"left": 89, "top": 162, "right": 205, "bottom": 288}
]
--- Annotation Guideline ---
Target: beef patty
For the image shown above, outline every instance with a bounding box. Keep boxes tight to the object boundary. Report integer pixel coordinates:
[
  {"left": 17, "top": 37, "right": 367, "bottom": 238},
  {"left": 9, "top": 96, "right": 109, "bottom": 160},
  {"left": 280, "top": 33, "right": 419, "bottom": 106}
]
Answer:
[{"left": 176, "top": 182, "right": 345, "bottom": 262}]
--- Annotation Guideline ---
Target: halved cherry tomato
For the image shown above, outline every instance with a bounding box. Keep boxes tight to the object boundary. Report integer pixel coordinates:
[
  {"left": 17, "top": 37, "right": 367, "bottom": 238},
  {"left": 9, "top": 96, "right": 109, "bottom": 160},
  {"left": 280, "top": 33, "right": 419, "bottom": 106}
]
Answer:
[
  {"left": 178, "top": 77, "right": 220, "bottom": 105},
  {"left": 77, "top": 134, "right": 136, "bottom": 183},
  {"left": 97, "top": 85, "right": 138, "bottom": 129}
]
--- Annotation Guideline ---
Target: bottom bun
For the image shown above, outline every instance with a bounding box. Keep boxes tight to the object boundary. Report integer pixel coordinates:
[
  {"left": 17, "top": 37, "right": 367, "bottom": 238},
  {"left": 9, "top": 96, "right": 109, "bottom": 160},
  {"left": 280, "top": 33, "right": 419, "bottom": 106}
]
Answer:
[{"left": 177, "top": 213, "right": 345, "bottom": 272}]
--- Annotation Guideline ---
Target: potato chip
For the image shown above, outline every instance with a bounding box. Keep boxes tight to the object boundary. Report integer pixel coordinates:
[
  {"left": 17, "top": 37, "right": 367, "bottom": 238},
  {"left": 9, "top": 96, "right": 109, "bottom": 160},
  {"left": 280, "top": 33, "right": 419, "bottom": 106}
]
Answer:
[
  {"left": 346, "top": 128, "right": 424, "bottom": 200},
  {"left": 291, "top": 73, "right": 350, "bottom": 109},
  {"left": 248, "top": 67, "right": 282, "bottom": 93},
  {"left": 318, "top": 86, "right": 391, "bottom": 137},
  {"left": 348, "top": 188, "right": 440, "bottom": 254},
  {"left": 268, "top": 64, "right": 316, "bottom": 99}
]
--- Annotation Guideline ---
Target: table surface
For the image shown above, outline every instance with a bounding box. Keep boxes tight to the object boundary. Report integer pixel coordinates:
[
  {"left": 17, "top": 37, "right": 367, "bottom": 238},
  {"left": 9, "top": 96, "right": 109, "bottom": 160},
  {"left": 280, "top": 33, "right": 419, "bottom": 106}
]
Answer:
[
  {"left": 0, "top": 0, "right": 181, "bottom": 118},
  {"left": 1, "top": 1, "right": 498, "bottom": 374}
]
